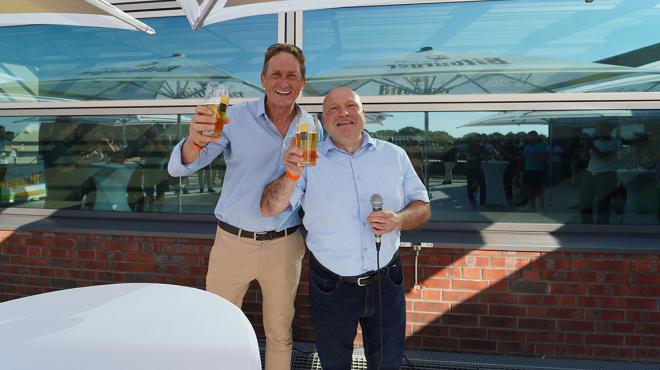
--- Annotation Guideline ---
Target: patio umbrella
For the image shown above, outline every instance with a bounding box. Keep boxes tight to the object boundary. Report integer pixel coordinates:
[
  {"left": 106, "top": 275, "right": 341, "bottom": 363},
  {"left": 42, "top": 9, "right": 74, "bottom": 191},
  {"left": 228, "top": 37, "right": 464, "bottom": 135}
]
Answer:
[
  {"left": 304, "top": 48, "right": 651, "bottom": 97},
  {"left": 0, "top": 72, "right": 22, "bottom": 84},
  {"left": 177, "top": 0, "right": 456, "bottom": 29},
  {"left": 0, "top": 0, "right": 155, "bottom": 34},
  {"left": 35, "top": 53, "right": 264, "bottom": 101},
  {"left": 460, "top": 110, "right": 635, "bottom": 129}
]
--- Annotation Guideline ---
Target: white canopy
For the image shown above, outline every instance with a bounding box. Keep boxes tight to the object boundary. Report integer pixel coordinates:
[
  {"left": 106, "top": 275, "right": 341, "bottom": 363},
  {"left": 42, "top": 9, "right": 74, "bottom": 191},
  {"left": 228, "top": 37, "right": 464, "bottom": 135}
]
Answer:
[
  {"left": 0, "top": 0, "right": 155, "bottom": 34},
  {"left": 305, "top": 48, "right": 648, "bottom": 96},
  {"left": 35, "top": 53, "right": 264, "bottom": 101},
  {"left": 462, "top": 110, "right": 636, "bottom": 128},
  {"left": 177, "top": 0, "right": 473, "bottom": 29}
]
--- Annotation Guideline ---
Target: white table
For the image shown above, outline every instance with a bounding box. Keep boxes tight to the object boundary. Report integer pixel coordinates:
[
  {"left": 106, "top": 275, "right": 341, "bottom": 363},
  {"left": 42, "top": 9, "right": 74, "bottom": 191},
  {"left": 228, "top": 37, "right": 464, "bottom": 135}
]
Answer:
[
  {"left": 91, "top": 162, "right": 138, "bottom": 211},
  {"left": 0, "top": 283, "right": 261, "bottom": 370}
]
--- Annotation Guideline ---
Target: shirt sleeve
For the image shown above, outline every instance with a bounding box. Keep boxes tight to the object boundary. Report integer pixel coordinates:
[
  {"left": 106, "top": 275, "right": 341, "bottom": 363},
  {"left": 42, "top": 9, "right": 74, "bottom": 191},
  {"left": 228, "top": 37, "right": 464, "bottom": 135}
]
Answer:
[
  {"left": 167, "top": 119, "right": 230, "bottom": 177},
  {"left": 288, "top": 169, "right": 307, "bottom": 210}
]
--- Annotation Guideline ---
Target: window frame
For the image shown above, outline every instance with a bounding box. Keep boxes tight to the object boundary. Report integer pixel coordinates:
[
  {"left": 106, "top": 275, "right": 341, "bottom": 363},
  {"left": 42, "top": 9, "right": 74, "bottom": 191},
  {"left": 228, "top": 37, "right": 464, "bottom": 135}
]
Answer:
[{"left": 0, "top": 4, "right": 658, "bottom": 248}]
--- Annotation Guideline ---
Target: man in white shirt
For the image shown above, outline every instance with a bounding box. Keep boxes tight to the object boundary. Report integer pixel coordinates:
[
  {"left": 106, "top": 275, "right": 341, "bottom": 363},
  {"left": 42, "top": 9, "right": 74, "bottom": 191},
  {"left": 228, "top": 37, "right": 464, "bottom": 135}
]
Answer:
[{"left": 580, "top": 122, "right": 619, "bottom": 224}]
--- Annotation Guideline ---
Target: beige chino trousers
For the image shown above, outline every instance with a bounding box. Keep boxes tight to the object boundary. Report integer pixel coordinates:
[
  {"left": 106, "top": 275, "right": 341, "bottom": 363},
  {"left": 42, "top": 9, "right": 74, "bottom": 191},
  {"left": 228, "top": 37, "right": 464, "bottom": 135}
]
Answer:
[{"left": 206, "top": 226, "right": 305, "bottom": 370}]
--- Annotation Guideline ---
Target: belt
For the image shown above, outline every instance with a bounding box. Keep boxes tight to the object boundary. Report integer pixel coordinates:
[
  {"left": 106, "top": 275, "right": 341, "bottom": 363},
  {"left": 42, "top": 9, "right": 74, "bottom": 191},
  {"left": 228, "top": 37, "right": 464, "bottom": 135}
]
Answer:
[
  {"left": 217, "top": 220, "right": 298, "bottom": 241},
  {"left": 310, "top": 251, "right": 399, "bottom": 287}
]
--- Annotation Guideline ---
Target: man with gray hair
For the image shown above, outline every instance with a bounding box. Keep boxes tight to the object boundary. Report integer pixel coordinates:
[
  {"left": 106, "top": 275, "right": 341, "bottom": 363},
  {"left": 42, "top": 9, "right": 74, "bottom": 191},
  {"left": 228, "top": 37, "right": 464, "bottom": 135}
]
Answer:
[{"left": 168, "top": 43, "right": 309, "bottom": 370}]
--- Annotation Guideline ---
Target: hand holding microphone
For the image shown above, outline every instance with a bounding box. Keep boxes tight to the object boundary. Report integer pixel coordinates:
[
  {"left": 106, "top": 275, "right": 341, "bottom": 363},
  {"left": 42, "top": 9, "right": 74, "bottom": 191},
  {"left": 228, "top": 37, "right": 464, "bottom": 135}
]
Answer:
[
  {"left": 370, "top": 194, "right": 384, "bottom": 250},
  {"left": 369, "top": 194, "right": 403, "bottom": 251}
]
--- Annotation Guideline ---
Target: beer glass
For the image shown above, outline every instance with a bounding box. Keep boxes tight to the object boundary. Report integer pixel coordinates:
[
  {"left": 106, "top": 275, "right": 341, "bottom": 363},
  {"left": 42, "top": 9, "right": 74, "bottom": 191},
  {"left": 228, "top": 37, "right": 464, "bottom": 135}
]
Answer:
[
  {"left": 295, "top": 113, "right": 321, "bottom": 166},
  {"left": 203, "top": 82, "right": 229, "bottom": 138}
]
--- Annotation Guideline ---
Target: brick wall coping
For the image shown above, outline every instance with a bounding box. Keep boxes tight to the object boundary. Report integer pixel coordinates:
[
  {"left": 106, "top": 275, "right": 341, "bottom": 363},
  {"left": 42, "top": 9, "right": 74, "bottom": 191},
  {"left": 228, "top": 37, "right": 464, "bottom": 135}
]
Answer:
[{"left": 0, "top": 209, "right": 657, "bottom": 254}]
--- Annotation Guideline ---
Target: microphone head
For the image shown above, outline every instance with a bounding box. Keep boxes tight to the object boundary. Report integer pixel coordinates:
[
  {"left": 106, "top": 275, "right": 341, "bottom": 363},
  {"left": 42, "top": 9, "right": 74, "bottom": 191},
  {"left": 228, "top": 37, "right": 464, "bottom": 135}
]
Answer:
[{"left": 370, "top": 193, "right": 384, "bottom": 211}]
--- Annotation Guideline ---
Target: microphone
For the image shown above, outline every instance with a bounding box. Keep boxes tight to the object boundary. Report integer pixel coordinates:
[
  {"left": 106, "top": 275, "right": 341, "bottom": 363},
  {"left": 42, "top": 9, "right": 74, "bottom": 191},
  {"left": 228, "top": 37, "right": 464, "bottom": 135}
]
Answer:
[{"left": 370, "top": 194, "right": 384, "bottom": 251}]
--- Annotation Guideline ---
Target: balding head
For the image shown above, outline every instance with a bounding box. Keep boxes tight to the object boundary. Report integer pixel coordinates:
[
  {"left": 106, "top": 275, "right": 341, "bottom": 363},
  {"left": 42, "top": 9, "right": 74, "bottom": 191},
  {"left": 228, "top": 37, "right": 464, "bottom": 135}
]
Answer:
[{"left": 321, "top": 87, "right": 366, "bottom": 153}]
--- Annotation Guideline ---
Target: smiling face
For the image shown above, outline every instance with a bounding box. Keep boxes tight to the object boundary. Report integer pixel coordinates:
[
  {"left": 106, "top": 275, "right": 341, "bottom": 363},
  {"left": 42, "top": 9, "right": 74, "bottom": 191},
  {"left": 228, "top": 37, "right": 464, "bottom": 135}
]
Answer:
[
  {"left": 260, "top": 52, "right": 306, "bottom": 110},
  {"left": 322, "top": 87, "right": 366, "bottom": 152}
]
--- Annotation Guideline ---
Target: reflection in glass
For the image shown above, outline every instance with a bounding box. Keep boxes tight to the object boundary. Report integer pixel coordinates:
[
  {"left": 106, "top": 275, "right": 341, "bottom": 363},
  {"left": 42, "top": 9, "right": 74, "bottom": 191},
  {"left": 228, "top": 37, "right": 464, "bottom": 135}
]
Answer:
[
  {"left": 1, "top": 111, "right": 658, "bottom": 225},
  {"left": 366, "top": 110, "right": 660, "bottom": 225},
  {"left": 0, "top": 15, "right": 275, "bottom": 102},
  {"left": 304, "top": 1, "right": 660, "bottom": 96},
  {"left": 0, "top": 115, "right": 219, "bottom": 215}
]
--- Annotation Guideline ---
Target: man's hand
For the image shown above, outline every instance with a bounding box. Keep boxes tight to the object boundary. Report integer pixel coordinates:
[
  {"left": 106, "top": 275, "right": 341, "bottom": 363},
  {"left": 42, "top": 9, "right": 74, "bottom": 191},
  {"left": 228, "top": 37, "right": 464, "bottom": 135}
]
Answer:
[
  {"left": 367, "top": 210, "right": 403, "bottom": 236},
  {"left": 182, "top": 106, "right": 230, "bottom": 164},
  {"left": 189, "top": 106, "right": 230, "bottom": 147},
  {"left": 283, "top": 142, "right": 304, "bottom": 179},
  {"left": 260, "top": 142, "right": 304, "bottom": 217}
]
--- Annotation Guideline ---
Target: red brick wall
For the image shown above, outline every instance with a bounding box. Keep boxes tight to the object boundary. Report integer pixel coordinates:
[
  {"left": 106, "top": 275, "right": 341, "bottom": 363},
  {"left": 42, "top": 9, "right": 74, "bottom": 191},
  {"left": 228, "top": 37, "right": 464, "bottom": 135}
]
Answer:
[{"left": 1, "top": 230, "right": 658, "bottom": 362}]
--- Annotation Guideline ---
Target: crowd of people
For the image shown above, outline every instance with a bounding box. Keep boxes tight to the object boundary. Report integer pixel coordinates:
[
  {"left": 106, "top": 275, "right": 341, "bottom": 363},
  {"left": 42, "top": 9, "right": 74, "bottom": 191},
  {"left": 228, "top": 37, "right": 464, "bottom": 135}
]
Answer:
[{"left": 428, "top": 124, "right": 659, "bottom": 222}]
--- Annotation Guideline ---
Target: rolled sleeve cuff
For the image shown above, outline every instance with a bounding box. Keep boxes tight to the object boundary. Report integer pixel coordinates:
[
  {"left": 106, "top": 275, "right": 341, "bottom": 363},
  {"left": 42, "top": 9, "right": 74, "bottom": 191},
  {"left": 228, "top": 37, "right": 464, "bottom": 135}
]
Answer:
[
  {"left": 406, "top": 190, "right": 430, "bottom": 205},
  {"left": 288, "top": 178, "right": 306, "bottom": 211},
  {"left": 167, "top": 138, "right": 200, "bottom": 177}
]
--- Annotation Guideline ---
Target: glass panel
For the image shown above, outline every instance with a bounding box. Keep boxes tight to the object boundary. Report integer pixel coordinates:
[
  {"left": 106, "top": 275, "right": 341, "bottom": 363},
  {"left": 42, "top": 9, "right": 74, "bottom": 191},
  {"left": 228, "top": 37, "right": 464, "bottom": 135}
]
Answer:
[
  {"left": 367, "top": 110, "right": 660, "bottom": 225},
  {"left": 0, "top": 15, "right": 275, "bottom": 102},
  {"left": 0, "top": 115, "right": 217, "bottom": 214},
  {"left": 4, "top": 109, "right": 658, "bottom": 225},
  {"left": 303, "top": 0, "right": 660, "bottom": 96}
]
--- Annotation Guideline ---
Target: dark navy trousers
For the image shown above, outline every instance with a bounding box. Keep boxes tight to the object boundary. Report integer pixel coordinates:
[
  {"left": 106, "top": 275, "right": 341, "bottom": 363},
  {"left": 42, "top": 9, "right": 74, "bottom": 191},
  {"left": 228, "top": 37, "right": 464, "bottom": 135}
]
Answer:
[{"left": 309, "top": 254, "right": 406, "bottom": 370}]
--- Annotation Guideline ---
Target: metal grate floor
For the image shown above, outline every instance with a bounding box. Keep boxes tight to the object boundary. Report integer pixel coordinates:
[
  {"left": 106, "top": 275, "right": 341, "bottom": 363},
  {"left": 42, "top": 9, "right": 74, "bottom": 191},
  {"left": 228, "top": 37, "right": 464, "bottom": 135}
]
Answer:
[{"left": 257, "top": 339, "right": 660, "bottom": 370}]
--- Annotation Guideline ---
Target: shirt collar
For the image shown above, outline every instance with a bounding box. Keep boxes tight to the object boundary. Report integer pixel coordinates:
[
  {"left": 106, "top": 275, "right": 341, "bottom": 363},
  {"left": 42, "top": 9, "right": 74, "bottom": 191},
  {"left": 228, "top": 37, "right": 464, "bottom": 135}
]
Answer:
[
  {"left": 320, "top": 131, "right": 376, "bottom": 156},
  {"left": 258, "top": 95, "right": 302, "bottom": 123}
]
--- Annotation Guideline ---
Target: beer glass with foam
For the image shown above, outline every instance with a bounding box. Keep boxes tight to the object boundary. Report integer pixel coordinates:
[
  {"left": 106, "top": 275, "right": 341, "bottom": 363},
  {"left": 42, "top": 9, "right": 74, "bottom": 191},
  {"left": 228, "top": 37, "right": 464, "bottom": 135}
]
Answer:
[
  {"left": 295, "top": 113, "right": 320, "bottom": 166},
  {"left": 203, "top": 82, "right": 229, "bottom": 138}
]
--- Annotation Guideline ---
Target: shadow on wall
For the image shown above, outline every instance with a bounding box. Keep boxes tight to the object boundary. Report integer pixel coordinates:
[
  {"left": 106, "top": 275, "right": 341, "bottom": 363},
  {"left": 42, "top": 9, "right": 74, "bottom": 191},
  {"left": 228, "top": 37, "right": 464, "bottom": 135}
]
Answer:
[
  {"left": 396, "top": 244, "right": 658, "bottom": 362},
  {"left": 0, "top": 212, "right": 658, "bottom": 363}
]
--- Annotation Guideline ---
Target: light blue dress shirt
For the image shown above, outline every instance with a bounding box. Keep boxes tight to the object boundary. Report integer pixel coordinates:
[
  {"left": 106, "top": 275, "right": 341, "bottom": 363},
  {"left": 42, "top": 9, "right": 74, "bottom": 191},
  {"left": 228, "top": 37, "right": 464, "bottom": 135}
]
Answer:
[
  {"left": 289, "top": 131, "right": 429, "bottom": 276},
  {"left": 168, "top": 96, "right": 307, "bottom": 232}
]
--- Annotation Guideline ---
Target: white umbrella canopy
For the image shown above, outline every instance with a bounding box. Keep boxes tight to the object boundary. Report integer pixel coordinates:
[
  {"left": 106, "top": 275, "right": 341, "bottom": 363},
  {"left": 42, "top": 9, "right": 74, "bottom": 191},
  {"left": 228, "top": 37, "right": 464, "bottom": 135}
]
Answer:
[
  {"left": 305, "top": 48, "right": 645, "bottom": 96},
  {"left": 35, "top": 53, "right": 264, "bottom": 101},
  {"left": 461, "top": 110, "right": 636, "bottom": 129},
  {"left": 177, "top": 0, "right": 455, "bottom": 29},
  {"left": 0, "top": 0, "right": 155, "bottom": 34}
]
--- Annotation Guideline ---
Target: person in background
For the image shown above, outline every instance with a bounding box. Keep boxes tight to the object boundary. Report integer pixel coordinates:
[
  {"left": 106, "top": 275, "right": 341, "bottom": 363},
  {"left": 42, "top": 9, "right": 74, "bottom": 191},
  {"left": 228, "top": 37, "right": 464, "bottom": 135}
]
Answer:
[
  {"left": 88, "top": 131, "right": 119, "bottom": 162},
  {"left": 580, "top": 122, "right": 619, "bottom": 224},
  {"left": 570, "top": 133, "right": 591, "bottom": 188},
  {"left": 405, "top": 139, "right": 425, "bottom": 187},
  {"left": 197, "top": 163, "right": 215, "bottom": 193},
  {"left": 167, "top": 44, "right": 309, "bottom": 370},
  {"left": 500, "top": 134, "right": 522, "bottom": 207},
  {"left": 521, "top": 130, "right": 547, "bottom": 211},
  {"left": 547, "top": 141, "right": 563, "bottom": 183},
  {"left": 39, "top": 118, "right": 96, "bottom": 210},
  {"left": 465, "top": 135, "right": 489, "bottom": 208},
  {"left": 261, "top": 87, "right": 431, "bottom": 370},
  {"left": 143, "top": 129, "right": 171, "bottom": 212},
  {"left": 441, "top": 140, "right": 457, "bottom": 185},
  {"left": 120, "top": 127, "right": 147, "bottom": 212}
]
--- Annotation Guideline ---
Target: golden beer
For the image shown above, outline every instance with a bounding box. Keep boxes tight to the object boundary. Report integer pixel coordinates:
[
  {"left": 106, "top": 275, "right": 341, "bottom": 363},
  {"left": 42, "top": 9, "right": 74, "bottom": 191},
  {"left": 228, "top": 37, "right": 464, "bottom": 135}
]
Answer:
[
  {"left": 295, "top": 125, "right": 319, "bottom": 166},
  {"left": 203, "top": 83, "right": 229, "bottom": 138},
  {"left": 204, "top": 94, "right": 228, "bottom": 138}
]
